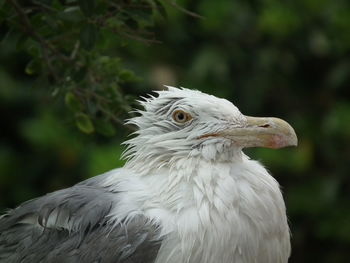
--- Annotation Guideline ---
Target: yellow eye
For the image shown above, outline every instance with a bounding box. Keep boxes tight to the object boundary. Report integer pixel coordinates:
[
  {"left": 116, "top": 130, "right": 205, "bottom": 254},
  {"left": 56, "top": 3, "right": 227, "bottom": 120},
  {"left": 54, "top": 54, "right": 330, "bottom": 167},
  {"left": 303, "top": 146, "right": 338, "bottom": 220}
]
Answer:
[{"left": 172, "top": 110, "right": 192, "bottom": 124}]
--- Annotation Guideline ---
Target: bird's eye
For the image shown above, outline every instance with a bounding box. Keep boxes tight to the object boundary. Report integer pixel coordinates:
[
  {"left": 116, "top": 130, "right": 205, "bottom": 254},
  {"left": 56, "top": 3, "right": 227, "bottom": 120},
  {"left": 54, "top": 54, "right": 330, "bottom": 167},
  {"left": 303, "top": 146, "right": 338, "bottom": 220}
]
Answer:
[{"left": 172, "top": 110, "right": 192, "bottom": 124}]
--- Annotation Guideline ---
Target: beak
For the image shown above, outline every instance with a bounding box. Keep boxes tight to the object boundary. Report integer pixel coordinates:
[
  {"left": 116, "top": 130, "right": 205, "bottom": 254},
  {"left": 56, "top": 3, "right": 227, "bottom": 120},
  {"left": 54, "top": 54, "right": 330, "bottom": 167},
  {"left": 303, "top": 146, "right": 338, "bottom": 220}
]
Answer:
[{"left": 220, "top": 116, "right": 298, "bottom": 149}]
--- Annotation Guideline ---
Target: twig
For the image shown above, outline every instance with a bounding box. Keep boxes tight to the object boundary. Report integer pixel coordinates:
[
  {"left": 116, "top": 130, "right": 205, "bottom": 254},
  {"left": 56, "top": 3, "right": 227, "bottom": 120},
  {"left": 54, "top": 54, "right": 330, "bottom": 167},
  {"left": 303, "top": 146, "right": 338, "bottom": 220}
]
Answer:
[
  {"left": 165, "top": 0, "right": 204, "bottom": 19},
  {"left": 70, "top": 41, "right": 80, "bottom": 60},
  {"left": 97, "top": 104, "right": 136, "bottom": 131},
  {"left": 118, "top": 30, "right": 161, "bottom": 45},
  {"left": 32, "top": 0, "right": 57, "bottom": 12},
  {"left": 76, "top": 88, "right": 112, "bottom": 104}
]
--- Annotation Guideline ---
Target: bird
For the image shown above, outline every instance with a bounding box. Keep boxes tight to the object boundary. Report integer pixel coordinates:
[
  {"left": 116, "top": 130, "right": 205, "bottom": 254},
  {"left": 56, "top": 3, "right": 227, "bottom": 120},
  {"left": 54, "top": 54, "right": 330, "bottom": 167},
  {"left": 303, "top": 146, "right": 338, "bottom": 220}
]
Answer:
[{"left": 0, "top": 87, "right": 297, "bottom": 263}]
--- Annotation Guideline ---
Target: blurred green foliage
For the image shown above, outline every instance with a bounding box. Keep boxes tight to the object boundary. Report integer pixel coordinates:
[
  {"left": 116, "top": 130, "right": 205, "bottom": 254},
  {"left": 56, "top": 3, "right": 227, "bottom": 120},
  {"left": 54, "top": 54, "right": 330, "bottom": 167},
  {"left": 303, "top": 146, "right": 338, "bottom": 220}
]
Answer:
[
  {"left": 1, "top": 0, "right": 350, "bottom": 262},
  {"left": 1, "top": 0, "right": 164, "bottom": 134}
]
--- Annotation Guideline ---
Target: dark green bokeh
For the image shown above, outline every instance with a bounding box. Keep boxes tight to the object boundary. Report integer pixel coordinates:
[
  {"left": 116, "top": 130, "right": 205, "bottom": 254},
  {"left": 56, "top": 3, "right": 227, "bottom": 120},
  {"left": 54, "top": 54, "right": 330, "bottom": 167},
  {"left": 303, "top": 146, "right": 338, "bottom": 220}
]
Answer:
[{"left": 1, "top": 0, "right": 350, "bottom": 262}]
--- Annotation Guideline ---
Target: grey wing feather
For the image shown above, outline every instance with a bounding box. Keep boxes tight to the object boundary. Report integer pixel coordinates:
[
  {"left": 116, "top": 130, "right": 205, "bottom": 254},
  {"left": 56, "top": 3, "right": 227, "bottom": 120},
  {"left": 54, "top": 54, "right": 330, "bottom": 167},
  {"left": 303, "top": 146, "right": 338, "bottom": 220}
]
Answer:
[{"left": 0, "top": 174, "right": 161, "bottom": 263}]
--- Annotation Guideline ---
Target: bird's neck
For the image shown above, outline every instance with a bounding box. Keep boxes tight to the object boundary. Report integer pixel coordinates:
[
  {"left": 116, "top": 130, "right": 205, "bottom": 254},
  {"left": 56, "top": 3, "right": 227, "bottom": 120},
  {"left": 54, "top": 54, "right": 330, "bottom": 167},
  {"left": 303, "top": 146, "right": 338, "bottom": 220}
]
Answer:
[
  {"left": 127, "top": 152, "right": 250, "bottom": 219},
  {"left": 123, "top": 146, "right": 245, "bottom": 216},
  {"left": 124, "top": 140, "right": 244, "bottom": 176}
]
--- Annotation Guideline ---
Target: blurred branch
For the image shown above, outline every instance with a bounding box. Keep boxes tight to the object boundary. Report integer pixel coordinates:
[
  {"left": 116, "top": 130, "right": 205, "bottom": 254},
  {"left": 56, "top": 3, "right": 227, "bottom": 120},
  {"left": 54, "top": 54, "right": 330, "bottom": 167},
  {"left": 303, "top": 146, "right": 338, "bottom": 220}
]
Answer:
[
  {"left": 96, "top": 105, "right": 130, "bottom": 128},
  {"left": 2, "top": 0, "right": 177, "bottom": 135},
  {"left": 75, "top": 88, "right": 111, "bottom": 104},
  {"left": 6, "top": 0, "right": 71, "bottom": 81},
  {"left": 32, "top": 0, "right": 57, "bottom": 12},
  {"left": 70, "top": 41, "right": 80, "bottom": 60},
  {"left": 119, "top": 30, "right": 161, "bottom": 45},
  {"left": 165, "top": 0, "right": 204, "bottom": 19}
]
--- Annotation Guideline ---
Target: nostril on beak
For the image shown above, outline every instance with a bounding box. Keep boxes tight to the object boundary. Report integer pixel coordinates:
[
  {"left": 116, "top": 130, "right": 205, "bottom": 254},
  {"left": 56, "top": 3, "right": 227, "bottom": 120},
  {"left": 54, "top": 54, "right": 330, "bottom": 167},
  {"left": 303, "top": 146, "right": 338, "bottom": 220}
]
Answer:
[{"left": 259, "top": 124, "right": 270, "bottom": 128}]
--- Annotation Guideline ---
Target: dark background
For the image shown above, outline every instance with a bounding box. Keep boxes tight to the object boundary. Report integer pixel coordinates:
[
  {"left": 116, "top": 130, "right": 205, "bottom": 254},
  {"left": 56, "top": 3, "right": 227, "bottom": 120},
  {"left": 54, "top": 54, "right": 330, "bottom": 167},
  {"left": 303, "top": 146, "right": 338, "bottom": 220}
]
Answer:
[{"left": 1, "top": 0, "right": 350, "bottom": 262}]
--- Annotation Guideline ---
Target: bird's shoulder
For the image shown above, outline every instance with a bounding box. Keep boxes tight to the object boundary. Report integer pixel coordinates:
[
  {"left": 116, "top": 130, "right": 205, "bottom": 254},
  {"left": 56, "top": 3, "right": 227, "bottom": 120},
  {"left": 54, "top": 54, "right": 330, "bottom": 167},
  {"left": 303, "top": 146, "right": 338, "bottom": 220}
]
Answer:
[{"left": 0, "top": 168, "right": 162, "bottom": 263}]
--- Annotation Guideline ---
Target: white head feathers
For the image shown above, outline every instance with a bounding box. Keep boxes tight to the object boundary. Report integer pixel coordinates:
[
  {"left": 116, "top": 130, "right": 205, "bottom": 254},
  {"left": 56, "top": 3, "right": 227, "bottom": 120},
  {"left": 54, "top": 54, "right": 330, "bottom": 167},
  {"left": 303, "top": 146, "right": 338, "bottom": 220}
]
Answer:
[{"left": 123, "top": 87, "right": 247, "bottom": 173}]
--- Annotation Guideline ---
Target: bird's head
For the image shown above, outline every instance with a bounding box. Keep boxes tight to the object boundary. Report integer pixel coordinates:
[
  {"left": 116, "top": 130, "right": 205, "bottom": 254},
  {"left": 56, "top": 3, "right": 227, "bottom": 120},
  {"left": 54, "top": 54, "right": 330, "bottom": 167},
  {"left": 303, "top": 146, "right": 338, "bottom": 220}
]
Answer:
[{"left": 123, "top": 87, "right": 297, "bottom": 171}]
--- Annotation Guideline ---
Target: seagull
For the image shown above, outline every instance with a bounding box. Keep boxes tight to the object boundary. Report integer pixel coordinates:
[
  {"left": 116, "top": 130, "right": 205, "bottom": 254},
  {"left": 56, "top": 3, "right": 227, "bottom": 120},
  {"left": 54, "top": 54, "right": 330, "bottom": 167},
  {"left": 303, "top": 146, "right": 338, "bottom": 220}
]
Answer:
[{"left": 0, "top": 87, "right": 297, "bottom": 263}]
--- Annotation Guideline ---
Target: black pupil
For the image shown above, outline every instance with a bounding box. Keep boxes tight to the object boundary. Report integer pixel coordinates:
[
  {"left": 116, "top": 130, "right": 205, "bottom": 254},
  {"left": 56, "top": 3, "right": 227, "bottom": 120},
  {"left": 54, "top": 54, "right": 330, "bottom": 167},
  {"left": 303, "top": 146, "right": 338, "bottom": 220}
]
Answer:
[{"left": 177, "top": 112, "right": 185, "bottom": 121}]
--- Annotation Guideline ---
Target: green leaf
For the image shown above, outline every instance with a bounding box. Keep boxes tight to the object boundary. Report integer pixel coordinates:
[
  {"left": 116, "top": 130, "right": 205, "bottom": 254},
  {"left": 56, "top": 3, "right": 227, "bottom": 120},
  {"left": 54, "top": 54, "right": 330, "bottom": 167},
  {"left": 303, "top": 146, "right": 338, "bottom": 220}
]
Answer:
[
  {"left": 25, "top": 59, "right": 41, "bottom": 75},
  {"left": 65, "top": 92, "right": 83, "bottom": 112},
  {"left": 79, "top": 0, "right": 95, "bottom": 17},
  {"left": 119, "top": 69, "right": 136, "bottom": 82},
  {"left": 75, "top": 113, "right": 94, "bottom": 134},
  {"left": 59, "top": 7, "right": 84, "bottom": 23},
  {"left": 80, "top": 23, "right": 98, "bottom": 50}
]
